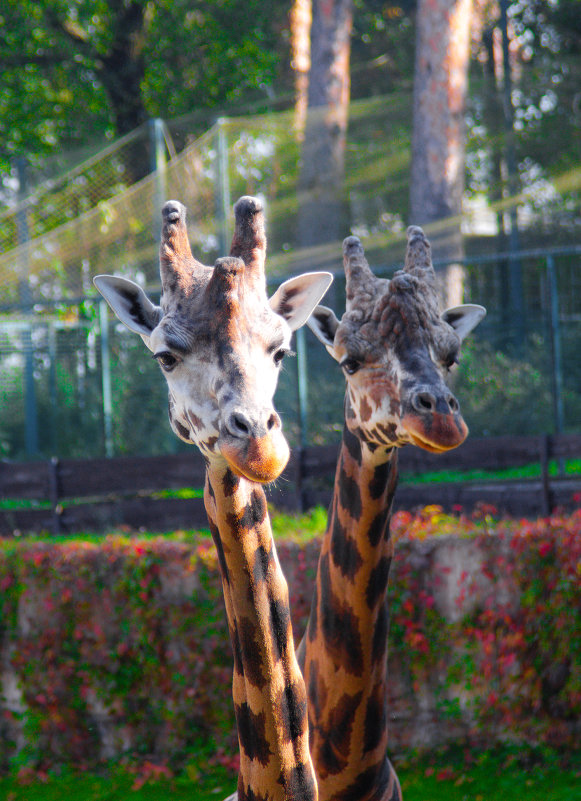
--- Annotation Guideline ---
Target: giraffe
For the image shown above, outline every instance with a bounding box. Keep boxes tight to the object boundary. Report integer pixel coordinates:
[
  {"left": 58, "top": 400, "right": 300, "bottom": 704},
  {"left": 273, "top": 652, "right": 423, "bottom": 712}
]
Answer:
[
  {"left": 94, "top": 197, "right": 333, "bottom": 801},
  {"left": 300, "top": 227, "right": 486, "bottom": 800}
]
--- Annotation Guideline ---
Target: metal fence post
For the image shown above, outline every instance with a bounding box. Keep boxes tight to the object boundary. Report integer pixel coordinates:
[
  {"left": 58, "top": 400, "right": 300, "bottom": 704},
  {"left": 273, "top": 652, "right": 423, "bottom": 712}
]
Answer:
[
  {"left": 16, "top": 157, "right": 39, "bottom": 457},
  {"left": 295, "top": 326, "right": 309, "bottom": 511},
  {"left": 215, "top": 118, "right": 230, "bottom": 255},
  {"left": 99, "top": 300, "right": 114, "bottom": 458},
  {"left": 500, "top": 0, "right": 525, "bottom": 351},
  {"left": 48, "top": 322, "right": 58, "bottom": 454},
  {"left": 150, "top": 118, "right": 167, "bottom": 239},
  {"left": 546, "top": 254, "right": 565, "bottom": 475},
  {"left": 296, "top": 327, "right": 309, "bottom": 449}
]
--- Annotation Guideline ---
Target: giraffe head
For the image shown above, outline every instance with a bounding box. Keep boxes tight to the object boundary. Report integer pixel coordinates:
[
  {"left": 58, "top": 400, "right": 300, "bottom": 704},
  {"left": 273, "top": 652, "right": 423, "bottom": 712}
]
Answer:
[
  {"left": 308, "top": 227, "right": 485, "bottom": 453},
  {"left": 94, "top": 197, "right": 332, "bottom": 481}
]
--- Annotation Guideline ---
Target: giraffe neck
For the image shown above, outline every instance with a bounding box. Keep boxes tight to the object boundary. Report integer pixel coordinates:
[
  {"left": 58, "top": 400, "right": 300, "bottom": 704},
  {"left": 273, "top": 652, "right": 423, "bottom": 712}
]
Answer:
[
  {"left": 204, "top": 461, "right": 317, "bottom": 801},
  {"left": 300, "top": 425, "right": 401, "bottom": 801}
]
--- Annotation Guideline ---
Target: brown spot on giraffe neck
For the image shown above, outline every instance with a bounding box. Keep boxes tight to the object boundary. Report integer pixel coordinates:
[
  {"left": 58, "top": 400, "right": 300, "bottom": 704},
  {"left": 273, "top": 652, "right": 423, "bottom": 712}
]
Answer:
[
  {"left": 278, "top": 680, "right": 309, "bottom": 744},
  {"left": 269, "top": 596, "right": 292, "bottom": 661},
  {"left": 363, "top": 681, "right": 388, "bottom": 755},
  {"left": 315, "top": 690, "right": 363, "bottom": 779},
  {"left": 307, "top": 658, "right": 326, "bottom": 721},
  {"left": 342, "top": 425, "right": 363, "bottom": 464},
  {"left": 222, "top": 469, "right": 240, "bottom": 497},
  {"left": 338, "top": 460, "right": 363, "bottom": 521},
  {"left": 319, "top": 553, "right": 364, "bottom": 675},
  {"left": 225, "top": 489, "right": 268, "bottom": 538},
  {"left": 252, "top": 544, "right": 273, "bottom": 584},
  {"left": 237, "top": 615, "right": 269, "bottom": 689},
  {"left": 381, "top": 422, "right": 400, "bottom": 441},
  {"left": 235, "top": 702, "right": 271, "bottom": 765},
  {"left": 334, "top": 758, "right": 397, "bottom": 801},
  {"left": 330, "top": 511, "right": 363, "bottom": 581},
  {"left": 368, "top": 457, "right": 395, "bottom": 500},
  {"left": 366, "top": 555, "right": 392, "bottom": 609},
  {"left": 367, "top": 507, "right": 392, "bottom": 548},
  {"left": 279, "top": 764, "right": 317, "bottom": 800}
]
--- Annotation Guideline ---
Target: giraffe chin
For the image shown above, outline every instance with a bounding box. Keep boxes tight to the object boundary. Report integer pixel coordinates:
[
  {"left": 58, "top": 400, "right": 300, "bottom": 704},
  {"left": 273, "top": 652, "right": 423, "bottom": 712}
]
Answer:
[
  {"left": 220, "top": 435, "right": 290, "bottom": 484},
  {"left": 402, "top": 413, "right": 468, "bottom": 453}
]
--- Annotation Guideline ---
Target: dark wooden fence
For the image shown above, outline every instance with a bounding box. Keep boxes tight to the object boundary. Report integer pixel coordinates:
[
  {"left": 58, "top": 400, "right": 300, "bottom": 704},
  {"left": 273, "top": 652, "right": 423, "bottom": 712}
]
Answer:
[{"left": 1, "top": 434, "right": 580, "bottom": 535}]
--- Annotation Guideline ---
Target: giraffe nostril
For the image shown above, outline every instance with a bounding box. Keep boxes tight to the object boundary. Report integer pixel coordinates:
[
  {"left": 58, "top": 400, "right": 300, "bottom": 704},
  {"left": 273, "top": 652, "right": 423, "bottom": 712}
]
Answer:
[
  {"left": 229, "top": 412, "right": 251, "bottom": 437},
  {"left": 448, "top": 395, "right": 459, "bottom": 413},
  {"left": 413, "top": 391, "right": 436, "bottom": 413},
  {"left": 267, "top": 413, "right": 280, "bottom": 431}
]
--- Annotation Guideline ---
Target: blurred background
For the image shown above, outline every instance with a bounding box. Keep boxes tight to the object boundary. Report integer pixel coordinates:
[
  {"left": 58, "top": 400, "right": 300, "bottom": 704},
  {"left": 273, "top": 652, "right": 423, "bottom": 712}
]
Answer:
[{"left": 0, "top": 0, "right": 579, "bottom": 461}]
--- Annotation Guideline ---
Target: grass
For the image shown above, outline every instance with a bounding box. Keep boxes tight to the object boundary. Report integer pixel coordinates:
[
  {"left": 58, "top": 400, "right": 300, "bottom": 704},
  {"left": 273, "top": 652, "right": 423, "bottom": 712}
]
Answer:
[
  {"left": 0, "top": 766, "right": 236, "bottom": 801},
  {"left": 270, "top": 504, "right": 328, "bottom": 542},
  {"left": 0, "top": 747, "right": 579, "bottom": 801},
  {"left": 400, "top": 458, "right": 581, "bottom": 486},
  {"left": 395, "top": 746, "right": 581, "bottom": 801},
  {"left": 0, "top": 506, "right": 330, "bottom": 548}
]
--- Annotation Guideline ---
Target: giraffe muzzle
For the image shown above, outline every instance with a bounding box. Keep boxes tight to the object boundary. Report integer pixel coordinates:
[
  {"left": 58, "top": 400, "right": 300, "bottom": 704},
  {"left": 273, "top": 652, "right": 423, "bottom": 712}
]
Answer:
[
  {"left": 219, "top": 409, "right": 290, "bottom": 482},
  {"left": 402, "top": 387, "right": 468, "bottom": 452}
]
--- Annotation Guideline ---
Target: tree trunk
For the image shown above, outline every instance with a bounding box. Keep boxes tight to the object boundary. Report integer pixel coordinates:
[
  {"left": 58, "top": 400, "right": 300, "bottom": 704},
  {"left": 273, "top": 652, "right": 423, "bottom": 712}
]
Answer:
[
  {"left": 97, "top": 1, "right": 148, "bottom": 136},
  {"left": 409, "top": 0, "right": 473, "bottom": 305},
  {"left": 290, "top": 0, "right": 312, "bottom": 140},
  {"left": 297, "top": 0, "right": 353, "bottom": 254}
]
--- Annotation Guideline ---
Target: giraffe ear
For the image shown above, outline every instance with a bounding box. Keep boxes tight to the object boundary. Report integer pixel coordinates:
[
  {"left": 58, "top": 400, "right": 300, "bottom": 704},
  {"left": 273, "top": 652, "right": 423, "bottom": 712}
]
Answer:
[
  {"left": 94, "top": 275, "right": 162, "bottom": 349},
  {"left": 307, "top": 305, "right": 340, "bottom": 356},
  {"left": 269, "top": 272, "right": 333, "bottom": 331},
  {"left": 441, "top": 304, "right": 487, "bottom": 342}
]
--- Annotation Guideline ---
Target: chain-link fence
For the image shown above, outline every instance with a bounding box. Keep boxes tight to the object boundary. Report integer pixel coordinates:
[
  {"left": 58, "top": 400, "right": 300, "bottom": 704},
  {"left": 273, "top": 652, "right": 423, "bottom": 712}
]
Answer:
[
  {"left": 1, "top": 246, "right": 579, "bottom": 461},
  {"left": 1, "top": 96, "right": 580, "bottom": 460}
]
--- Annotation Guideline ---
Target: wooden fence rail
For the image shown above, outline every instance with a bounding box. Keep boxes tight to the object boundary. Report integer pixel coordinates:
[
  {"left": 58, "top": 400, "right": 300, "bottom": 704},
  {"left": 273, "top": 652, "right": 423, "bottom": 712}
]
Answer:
[{"left": 1, "top": 434, "right": 580, "bottom": 535}]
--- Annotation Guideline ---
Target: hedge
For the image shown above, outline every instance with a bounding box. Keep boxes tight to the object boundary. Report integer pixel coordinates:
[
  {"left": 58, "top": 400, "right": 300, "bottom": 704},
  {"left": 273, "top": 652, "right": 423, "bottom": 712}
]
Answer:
[{"left": 0, "top": 505, "right": 579, "bottom": 773}]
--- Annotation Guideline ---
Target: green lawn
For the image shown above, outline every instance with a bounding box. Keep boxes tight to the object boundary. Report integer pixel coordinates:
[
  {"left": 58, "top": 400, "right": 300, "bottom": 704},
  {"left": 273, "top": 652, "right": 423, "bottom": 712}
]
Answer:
[
  {"left": 1, "top": 748, "right": 579, "bottom": 801},
  {"left": 396, "top": 749, "right": 581, "bottom": 801},
  {"left": 400, "top": 457, "right": 581, "bottom": 486}
]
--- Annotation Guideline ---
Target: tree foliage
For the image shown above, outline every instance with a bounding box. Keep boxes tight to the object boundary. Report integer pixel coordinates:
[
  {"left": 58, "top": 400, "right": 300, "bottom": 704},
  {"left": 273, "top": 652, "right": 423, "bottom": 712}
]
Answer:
[
  {"left": 509, "top": 0, "right": 581, "bottom": 180},
  {"left": 467, "top": 0, "right": 581, "bottom": 231},
  {"left": 0, "top": 0, "right": 290, "bottom": 174},
  {"left": 1, "top": 0, "right": 579, "bottom": 184}
]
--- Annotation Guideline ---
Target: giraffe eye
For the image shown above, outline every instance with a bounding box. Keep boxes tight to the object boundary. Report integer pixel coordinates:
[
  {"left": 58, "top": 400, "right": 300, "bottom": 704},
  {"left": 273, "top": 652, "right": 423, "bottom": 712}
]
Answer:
[
  {"left": 154, "top": 351, "right": 179, "bottom": 371},
  {"left": 341, "top": 358, "right": 361, "bottom": 375},
  {"left": 273, "top": 348, "right": 292, "bottom": 366},
  {"left": 444, "top": 352, "right": 459, "bottom": 370}
]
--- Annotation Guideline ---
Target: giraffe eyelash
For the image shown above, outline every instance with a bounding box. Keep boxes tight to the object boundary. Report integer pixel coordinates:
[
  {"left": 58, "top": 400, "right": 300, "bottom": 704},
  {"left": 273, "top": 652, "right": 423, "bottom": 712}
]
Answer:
[{"left": 153, "top": 351, "right": 180, "bottom": 371}]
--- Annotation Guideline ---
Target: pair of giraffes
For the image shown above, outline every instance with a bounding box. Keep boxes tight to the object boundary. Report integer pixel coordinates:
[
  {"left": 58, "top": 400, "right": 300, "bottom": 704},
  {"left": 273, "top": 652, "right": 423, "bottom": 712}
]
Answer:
[{"left": 95, "top": 196, "right": 485, "bottom": 801}]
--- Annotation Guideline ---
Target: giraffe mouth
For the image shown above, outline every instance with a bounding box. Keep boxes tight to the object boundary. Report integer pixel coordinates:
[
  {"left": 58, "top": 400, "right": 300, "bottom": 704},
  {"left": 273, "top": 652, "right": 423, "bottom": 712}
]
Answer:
[
  {"left": 219, "top": 433, "right": 290, "bottom": 483},
  {"left": 402, "top": 412, "right": 468, "bottom": 453}
]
